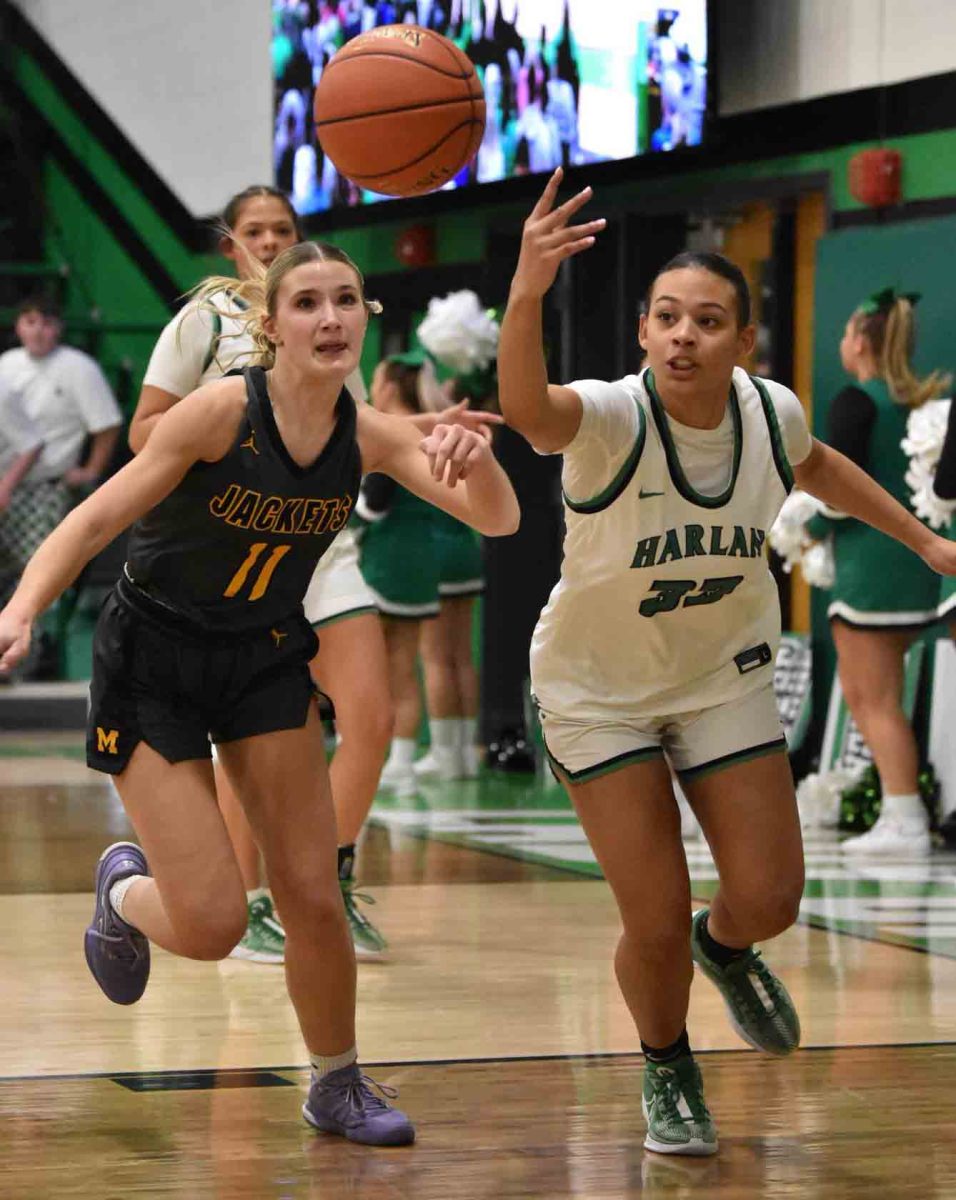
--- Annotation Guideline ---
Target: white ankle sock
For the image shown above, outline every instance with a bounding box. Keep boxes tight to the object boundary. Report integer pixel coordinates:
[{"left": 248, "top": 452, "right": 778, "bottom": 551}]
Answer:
[
  {"left": 429, "top": 718, "right": 459, "bottom": 751},
  {"left": 310, "top": 1045, "right": 358, "bottom": 1081},
  {"left": 108, "top": 874, "right": 147, "bottom": 925},
  {"left": 460, "top": 716, "right": 478, "bottom": 749},
  {"left": 385, "top": 737, "right": 416, "bottom": 769},
  {"left": 880, "top": 793, "right": 926, "bottom": 825},
  {"left": 246, "top": 887, "right": 268, "bottom": 904}
]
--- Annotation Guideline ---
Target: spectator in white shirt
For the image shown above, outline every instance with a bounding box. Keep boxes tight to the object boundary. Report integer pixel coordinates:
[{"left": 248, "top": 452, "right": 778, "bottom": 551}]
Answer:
[{"left": 0, "top": 295, "right": 122, "bottom": 605}]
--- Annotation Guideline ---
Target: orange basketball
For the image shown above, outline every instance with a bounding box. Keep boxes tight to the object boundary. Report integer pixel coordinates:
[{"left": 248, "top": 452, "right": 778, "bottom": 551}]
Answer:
[{"left": 313, "top": 25, "right": 485, "bottom": 198}]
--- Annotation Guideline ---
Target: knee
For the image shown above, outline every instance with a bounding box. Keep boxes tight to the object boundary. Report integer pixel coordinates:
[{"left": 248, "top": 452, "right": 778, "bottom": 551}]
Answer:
[
  {"left": 730, "top": 878, "right": 803, "bottom": 940},
  {"left": 172, "top": 901, "right": 248, "bottom": 961},
  {"left": 276, "top": 881, "right": 345, "bottom": 940}
]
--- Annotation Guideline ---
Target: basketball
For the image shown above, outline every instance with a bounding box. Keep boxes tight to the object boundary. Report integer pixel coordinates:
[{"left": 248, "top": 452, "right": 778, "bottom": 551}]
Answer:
[{"left": 313, "top": 25, "right": 486, "bottom": 199}]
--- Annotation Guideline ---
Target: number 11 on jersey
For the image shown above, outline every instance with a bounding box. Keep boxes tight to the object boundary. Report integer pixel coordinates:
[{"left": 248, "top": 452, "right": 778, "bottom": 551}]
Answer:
[{"left": 224, "top": 542, "right": 292, "bottom": 602}]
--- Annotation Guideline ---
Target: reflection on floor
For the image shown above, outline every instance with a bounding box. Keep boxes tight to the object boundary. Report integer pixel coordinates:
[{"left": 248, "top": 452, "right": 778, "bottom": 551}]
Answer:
[
  {"left": 3, "top": 733, "right": 956, "bottom": 1197},
  {"left": 371, "top": 772, "right": 956, "bottom": 959}
]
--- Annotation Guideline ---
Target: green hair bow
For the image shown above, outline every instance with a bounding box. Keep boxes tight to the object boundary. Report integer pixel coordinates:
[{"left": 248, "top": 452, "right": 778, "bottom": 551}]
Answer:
[
  {"left": 858, "top": 286, "right": 922, "bottom": 315},
  {"left": 386, "top": 349, "right": 428, "bottom": 368}
]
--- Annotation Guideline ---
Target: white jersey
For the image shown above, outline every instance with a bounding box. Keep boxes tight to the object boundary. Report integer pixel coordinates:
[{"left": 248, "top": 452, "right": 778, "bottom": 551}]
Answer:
[
  {"left": 530, "top": 367, "right": 812, "bottom": 721},
  {"left": 143, "top": 288, "right": 367, "bottom": 402}
]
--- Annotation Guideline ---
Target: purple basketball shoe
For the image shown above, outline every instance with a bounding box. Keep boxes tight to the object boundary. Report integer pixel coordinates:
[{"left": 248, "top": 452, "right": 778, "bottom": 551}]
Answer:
[
  {"left": 83, "top": 841, "right": 151, "bottom": 1005},
  {"left": 303, "top": 1064, "right": 415, "bottom": 1146}
]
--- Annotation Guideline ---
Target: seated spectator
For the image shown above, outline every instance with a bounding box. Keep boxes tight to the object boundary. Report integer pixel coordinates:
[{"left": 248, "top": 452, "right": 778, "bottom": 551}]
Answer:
[
  {"left": 0, "top": 383, "right": 43, "bottom": 607},
  {"left": 0, "top": 295, "right": 122, "bottom": 619}
]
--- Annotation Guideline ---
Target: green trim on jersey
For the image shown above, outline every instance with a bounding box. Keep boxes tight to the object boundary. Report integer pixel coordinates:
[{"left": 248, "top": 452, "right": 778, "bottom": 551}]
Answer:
[
  {"left": 546, "top": 741, "right": 664, "bottom": 783},
  {"left": 563, "top": 394, "right": 647, "bottom": 514},
  {"left": 201, "top": 292, "right": 249, "bottom": 376},
  {"left": 201, "top": 310, "right": 222, "bottom": 376},
  {"left": 678, "top": 735, "right": 787, "bottom": 782},
  {"left": 646, "top": 370, "right": 743, "bottom": 509},
  {"left": 752, "top": 376, "right": 794, "bottom": 493}
]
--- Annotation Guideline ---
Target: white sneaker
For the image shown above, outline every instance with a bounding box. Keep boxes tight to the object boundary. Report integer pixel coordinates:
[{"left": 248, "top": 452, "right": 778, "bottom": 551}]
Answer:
[
  {"left": 379, "top": 759, "right": 417, "bottom": 792},
  {"left": 390, "top": 768, "right": 419, "bottom": 798},
  {"left": 413, "top": 751, "right": 439, "bottom": 777},
  {"left": 841, "top": 818, "right": 931, "bottom": 857},
  {"left": 413, "top": 746, "right": 463, "bottom": 781}
]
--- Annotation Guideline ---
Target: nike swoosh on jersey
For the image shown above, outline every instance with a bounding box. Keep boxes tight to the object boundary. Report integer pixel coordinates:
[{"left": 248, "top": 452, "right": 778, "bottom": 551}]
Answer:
[{"left": 638, "top": 489, "right": 664, "bottom": 499}]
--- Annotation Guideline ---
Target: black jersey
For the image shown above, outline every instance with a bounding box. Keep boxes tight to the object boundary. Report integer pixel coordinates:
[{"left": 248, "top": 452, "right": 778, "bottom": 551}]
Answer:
[{"left": 125, "top": 366, "right": 361, "bottom": 632}]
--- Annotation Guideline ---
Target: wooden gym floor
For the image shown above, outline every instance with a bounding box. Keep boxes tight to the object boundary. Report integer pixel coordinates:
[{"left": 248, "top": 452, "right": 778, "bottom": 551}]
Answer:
[{"left": 2, "top": 731, "right": 956, "bottom": 1198}]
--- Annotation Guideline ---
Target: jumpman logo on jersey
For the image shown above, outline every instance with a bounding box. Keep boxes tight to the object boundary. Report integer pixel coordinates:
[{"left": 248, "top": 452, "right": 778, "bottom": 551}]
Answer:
[
  {"left": 241, "top": 432, "right": 260, "bottom": 455},
  {"left": 270, "top": 628, "right": 288, "bottom": 649}
]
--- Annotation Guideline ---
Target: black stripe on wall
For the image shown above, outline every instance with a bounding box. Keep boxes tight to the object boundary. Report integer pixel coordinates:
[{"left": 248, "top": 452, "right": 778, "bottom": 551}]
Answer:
[
  {"left": 13, "top": 83, "right": 184, "bottom": 307},
  {"left": 4, "top": 1, "right": 209, "bottom": 252}
]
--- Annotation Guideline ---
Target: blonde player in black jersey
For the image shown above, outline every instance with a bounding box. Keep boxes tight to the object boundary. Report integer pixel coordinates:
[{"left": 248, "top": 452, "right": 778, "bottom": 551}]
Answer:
[
  {"left": 499, "top": 168, "right": 956, "bottom": 1157},
  {"left": 132, "top": 185, "right": 499, "bottom": 963},
  {"left": 0, "top": 241, "right": 518, "bottom": 1147}
]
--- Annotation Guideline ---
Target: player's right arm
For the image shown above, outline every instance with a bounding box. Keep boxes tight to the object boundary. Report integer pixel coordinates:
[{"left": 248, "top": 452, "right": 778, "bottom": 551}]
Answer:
[
  {"left": 498, "top": 167, "right": 606, "bottom": 453},
  {"left": 0, "top": 378, "right": 244, "bottom": 672},
  {"left": 129, "top": 302, "right": 214, "bottom": 452},
  {"left": 129, "top": 384, "right": 182, "bottom": 453}
]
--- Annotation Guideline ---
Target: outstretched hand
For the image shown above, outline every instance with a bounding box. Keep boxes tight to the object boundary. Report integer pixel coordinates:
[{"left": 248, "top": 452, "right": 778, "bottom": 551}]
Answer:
[
  {"left": 439, "top": 399, "right": 503, "bottom": 443},
  {"left": 0, "top": 609, "right": 31, "bottom": 675},
  {"left": 420, "top": 424, "right": 492, "bottom": 487},
  {"left": 510, "top": 167, "right": 605, "bottom": 300}
]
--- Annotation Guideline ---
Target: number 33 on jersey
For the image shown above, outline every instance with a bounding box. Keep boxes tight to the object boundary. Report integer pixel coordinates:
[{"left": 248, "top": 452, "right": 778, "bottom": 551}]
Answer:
[{"left": 530, "top": 367, "right": 800, "bottom": 720}]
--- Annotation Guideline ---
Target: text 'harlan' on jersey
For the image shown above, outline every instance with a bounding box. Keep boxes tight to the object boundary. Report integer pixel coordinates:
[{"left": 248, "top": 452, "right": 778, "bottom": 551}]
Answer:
[
  {"left": 208, "top": 484, "right": 353, "bottom": 536},
  {"left": 631, "top": 524, "right": 767, "bottom": 568}
]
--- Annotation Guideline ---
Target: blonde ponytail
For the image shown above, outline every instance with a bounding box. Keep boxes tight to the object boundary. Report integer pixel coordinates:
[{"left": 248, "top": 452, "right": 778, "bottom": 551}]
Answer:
[
  {"left": 853, "top": 298, "right": 951, "bottom": 409},
  {"left": 881, "top": 298, "right": 950, "bottom": 408}
]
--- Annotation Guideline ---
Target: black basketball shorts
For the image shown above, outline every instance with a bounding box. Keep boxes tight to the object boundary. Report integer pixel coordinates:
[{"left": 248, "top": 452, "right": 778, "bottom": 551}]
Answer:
[{"left": 86, "top": 579, "right": 319, "bottom": 775}]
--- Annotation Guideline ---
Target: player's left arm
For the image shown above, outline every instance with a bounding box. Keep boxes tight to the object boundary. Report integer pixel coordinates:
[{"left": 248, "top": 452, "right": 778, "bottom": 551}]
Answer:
[
  {"left": 795, "top": 437, "right": 956, "bottom": 574},
  {"left": 357, "top": 405, "right": 519, "bottom": 536}
]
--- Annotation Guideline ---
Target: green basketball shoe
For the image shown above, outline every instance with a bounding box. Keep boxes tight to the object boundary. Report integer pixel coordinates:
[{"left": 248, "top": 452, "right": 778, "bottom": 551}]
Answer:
[
  {"left": 690, "top": 909, "right": 800, "bottom": 1056},
  {"left": 341, "top": 878, "right": 388, "bottom": 961},
  {"left": 642, "top": 1054, "right": 718, "bottom": 1156},
  {"left": 228, "top": 894, "right": 286, "bottom": 964}
]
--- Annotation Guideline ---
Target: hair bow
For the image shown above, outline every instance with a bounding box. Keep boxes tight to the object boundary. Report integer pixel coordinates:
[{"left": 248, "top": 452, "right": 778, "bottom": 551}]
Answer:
[{"left": 858, "top": 286, "right": 922, "bottom": 315}]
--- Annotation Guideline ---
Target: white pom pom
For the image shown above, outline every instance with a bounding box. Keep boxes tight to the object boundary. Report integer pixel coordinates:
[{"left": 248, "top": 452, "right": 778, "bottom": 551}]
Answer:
[
  {"left": 768, "top": 489, "right": 832, "bottom": 584},
  {"left": 416, "top": 290, "right": 500, "bottom": 374},
  {"left": 767, "top": 521, "right": 805, "bottom": 573},
  {"left": 776, "top": 488, "right": 820, "bottom": 529},
  {"left": 902, "top": 398, "right": 955, "bottom": 525},
  {"left": 796, "top": 769, "right": 854, "bottom": 829},
  {"left": 800, "top": 539, "right": 835, "bottom": 588},
  {"left": 902, "top": 399, "right": 950, "bottom": 468}
]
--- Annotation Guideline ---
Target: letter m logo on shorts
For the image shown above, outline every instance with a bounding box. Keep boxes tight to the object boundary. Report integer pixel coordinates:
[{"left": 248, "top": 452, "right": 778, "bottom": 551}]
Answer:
[{"left": 96, "top": 727, "right": 119, "bottom": 755}]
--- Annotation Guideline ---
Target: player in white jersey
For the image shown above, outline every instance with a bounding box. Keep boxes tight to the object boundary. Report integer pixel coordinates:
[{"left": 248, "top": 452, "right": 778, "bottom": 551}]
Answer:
[
  {"left": 131, "top": 186, "right": 498, "bottom": 962},
  {"left": 498, "top": 169, "right": 956, "bottom": 1157}
]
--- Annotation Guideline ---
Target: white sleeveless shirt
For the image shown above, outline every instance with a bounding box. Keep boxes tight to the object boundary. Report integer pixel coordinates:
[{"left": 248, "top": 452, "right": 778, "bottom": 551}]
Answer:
[{"left": 530, "top": 367, "right": 812, "bottom": 721}]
